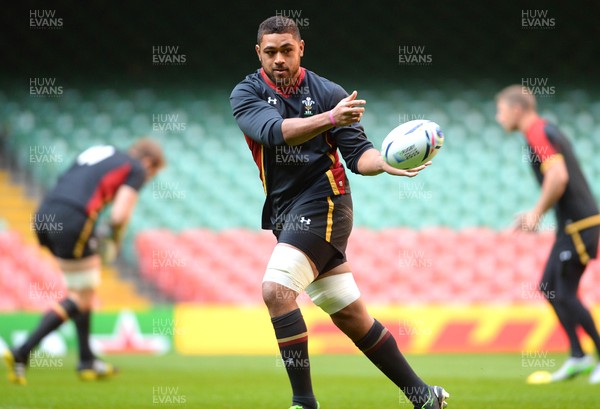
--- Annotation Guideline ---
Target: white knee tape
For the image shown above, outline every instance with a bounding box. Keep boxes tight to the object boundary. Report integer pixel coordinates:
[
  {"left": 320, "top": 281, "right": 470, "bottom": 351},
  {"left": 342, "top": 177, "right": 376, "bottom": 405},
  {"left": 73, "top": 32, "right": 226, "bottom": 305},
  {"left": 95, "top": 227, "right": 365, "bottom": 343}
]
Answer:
[
  {"left": 306, "top": 273, "right": 360, "bottom": 315},
  {"left": 63, "top": 269, "right": 100, "bottom": 290},
  {"left": 262, "top": 245, "right": 315, "bottom": 294}
]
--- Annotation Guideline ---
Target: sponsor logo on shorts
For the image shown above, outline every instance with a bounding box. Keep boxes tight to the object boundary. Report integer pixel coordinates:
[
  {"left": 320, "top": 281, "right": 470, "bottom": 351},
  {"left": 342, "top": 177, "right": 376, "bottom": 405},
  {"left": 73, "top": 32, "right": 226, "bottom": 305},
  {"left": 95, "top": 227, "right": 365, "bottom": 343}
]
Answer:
[{"left": 274, "top": 214, "right": 311, "bottom": 232}]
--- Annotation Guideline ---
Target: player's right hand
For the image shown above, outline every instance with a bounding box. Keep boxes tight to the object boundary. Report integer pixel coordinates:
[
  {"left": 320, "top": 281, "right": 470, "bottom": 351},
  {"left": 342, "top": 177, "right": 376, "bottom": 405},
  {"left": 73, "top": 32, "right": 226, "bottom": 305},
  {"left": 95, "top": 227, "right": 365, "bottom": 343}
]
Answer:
[
  {"left": 383, "top": 160, "right": 432, "bottom": 178},
  {"left": 330, "top": 90, "right": 366, "bottom": 126},
  {"left": 512, "top": 210, "right": 541, "bottom": 233}
]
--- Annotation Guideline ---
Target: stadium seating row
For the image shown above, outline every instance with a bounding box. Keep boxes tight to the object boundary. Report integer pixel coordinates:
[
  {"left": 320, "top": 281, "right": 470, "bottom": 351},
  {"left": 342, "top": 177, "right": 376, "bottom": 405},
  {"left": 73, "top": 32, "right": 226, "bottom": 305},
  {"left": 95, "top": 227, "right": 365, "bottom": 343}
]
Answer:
[
  {"left": 2, "top": 85, "right": 599, "bottom": 243},
  {"left": 0, "top": 231, "right": 65, "bottom": 311},
  {"left": 134, "top": 227, "right": 600, "bottom": 306},
  {"left": 2, "top": 226, "right": 599, "bottom": 310}
]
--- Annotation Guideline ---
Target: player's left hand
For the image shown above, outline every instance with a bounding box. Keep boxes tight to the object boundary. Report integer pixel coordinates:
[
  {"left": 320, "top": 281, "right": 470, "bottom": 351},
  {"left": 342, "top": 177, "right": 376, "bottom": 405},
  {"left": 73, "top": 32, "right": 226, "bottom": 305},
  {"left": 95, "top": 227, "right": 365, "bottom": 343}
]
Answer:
[
  {"left": 99, "top": 238, "right": 119, "bottom": 265},
  {"left": 513, "top": 210, "right": 541, "bottom": 233},
  {"left": 382, "top": 160, "right": 431, "bottom": 178}
]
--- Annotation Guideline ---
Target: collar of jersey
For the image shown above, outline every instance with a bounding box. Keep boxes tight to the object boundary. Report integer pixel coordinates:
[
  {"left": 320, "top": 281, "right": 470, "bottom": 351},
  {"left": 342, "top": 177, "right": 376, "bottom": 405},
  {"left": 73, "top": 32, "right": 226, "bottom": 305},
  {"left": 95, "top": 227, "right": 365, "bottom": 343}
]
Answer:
[{"left": 260, "top": 67, "right": 306, "bottom": 98}]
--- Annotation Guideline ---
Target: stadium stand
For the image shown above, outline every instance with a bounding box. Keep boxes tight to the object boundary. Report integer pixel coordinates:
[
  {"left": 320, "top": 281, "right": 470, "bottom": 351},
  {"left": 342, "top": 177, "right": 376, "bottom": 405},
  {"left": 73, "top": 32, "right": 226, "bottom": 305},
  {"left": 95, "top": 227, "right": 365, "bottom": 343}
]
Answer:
[
  {"left": 3, "top": 86, "right": 599, "bottom": 233},
  {"left": 1, "top": 84, "right": 599, "bottom": 308},
  {"left": 134, "top": 227, "right": 600, "bottom": 305}
]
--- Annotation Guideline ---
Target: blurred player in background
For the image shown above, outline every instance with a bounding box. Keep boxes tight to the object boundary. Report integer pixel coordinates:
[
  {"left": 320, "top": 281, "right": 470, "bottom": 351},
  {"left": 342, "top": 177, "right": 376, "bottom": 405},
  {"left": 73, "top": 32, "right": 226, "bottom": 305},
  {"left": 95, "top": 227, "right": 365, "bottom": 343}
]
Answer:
[
  {"left": 231, "top": 16, "right": 448, "bottom": 409},
  {"left": 496, "top": 85, "right": 600, "bottom": 383},
  {"left": 3, "top": 138, "right": 165, "bottom": 385}
]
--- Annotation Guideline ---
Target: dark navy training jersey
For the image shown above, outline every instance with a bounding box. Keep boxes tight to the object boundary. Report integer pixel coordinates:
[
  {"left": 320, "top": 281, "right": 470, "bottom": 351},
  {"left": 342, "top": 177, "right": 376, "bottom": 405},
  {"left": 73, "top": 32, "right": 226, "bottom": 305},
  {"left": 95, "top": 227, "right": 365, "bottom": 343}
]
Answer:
[
  {"left": 44, "top": 145, "right": 146, "bottom": 216},
  {"left": 525, "top": 117, "right": 599, "bottom": 230},
  {"left": 230, "top": 67, "right": 374, "bottom": 229}
]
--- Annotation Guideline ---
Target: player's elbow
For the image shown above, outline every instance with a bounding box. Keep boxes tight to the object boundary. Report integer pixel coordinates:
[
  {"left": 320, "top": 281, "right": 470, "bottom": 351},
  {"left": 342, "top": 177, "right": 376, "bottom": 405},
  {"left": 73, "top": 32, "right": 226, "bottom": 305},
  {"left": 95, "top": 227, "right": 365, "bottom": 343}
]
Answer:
[
  {"left": 258, "top": 120, "right": 286, "bottom": 147},
  {"left": 548, "top": 162, "right": 569, "bottom": 196},
  {"left": 555, "top": 163, "right": 569, "bottom": 188},
  {"left": 282, "top": 135, "right": 302, "bottom": 146},
  {"left": 556, "top": 171, "right": 569, "bottom": 195}
]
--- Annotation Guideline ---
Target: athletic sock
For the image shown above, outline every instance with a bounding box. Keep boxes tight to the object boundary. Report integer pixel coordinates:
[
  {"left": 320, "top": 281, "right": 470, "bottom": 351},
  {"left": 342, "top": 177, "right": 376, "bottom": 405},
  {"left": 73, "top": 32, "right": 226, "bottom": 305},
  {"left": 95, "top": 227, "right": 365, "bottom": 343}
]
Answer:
[
  {"left": 355, "top": 319, "right": 429, "bottom": 407},
  {"left": 567, "top": 298, "right": 600, "bottom": 358},
  {"left": 549, "top": 299, "right": 585, "bottom": 357},
  {"left": 73, "top": 310, "right": 95, "bottom": 362},
  {"left": 16, "top": 298, "right": 80, "bottom": 361},
  {"left": 272, "top": 309, "right": 317, "bottom": 409}
]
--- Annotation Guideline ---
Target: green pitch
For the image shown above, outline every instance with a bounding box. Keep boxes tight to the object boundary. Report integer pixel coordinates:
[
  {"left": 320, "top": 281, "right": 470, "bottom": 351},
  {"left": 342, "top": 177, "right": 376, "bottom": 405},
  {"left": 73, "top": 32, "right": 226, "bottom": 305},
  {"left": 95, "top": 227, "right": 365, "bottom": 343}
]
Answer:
[{"left": 1, "top": 353, "right": 595, "bottom": 408}]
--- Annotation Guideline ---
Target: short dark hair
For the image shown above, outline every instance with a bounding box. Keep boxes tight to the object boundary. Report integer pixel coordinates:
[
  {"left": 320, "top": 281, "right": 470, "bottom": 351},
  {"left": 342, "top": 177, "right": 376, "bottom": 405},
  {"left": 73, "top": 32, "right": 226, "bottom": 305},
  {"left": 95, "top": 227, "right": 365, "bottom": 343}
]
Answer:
[
  {"left": 495, "top": 84, "right": 537, "bottom": 111},
  {"left": 257, "top": 16, "right": 301, "bottom": 45}
]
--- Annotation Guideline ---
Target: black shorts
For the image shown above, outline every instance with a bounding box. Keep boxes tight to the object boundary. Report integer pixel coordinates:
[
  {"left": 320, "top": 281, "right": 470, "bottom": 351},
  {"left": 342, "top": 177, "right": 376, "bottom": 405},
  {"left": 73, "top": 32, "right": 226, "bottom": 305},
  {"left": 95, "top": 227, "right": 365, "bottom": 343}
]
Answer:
[
  {"left": 34, "top": 200, "right": 98, "bottom": 259},
  {"left": 540, "top": 227, "right": 599, "bottom": 296},
  {"left": 273, "top": 194, "right": 353, "bottom": 275}
]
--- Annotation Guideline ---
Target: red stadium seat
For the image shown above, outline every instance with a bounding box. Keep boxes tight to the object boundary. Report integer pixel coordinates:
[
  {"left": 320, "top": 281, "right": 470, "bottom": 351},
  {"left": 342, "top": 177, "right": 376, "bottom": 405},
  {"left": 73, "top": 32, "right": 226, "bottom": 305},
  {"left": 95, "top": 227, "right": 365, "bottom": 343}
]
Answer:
[{"left": 133, "top": 227, "right": 600, "bottom": 306}]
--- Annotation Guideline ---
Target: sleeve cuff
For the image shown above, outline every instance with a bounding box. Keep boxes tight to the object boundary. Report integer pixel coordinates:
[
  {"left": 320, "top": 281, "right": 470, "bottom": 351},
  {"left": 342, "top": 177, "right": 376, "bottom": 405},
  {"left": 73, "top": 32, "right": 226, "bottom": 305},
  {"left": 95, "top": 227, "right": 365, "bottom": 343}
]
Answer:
[
  {"left": 540, "top": 153, "right": 564, "bottom": 174},
  {"left": 349, "top": 144, "right": 375, "bottom": 174},
  {"left": 270, "top": 118, "right": 286, "bottom": 146}
]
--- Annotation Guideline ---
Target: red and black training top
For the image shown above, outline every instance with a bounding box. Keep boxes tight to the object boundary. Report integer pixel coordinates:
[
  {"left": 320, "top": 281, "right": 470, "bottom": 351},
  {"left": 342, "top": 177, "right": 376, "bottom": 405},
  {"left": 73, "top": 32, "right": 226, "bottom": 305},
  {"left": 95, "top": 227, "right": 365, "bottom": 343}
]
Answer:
[
  {"left": 44, "top": 145, "right": 146, "bottom": 216},
  {"left": 524, "top": 117, "right": 599, "bottom": 230},
  {"left": 230, "top": 67, "right": 373, "bottom": 230}
]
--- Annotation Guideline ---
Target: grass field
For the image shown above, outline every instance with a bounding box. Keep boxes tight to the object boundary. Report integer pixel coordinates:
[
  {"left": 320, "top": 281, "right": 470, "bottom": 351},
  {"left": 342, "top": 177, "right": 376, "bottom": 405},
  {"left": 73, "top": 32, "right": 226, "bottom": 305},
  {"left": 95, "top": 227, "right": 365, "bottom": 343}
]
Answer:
[{"left": 1, "top": 353, "right": 596, "bottom": 408}]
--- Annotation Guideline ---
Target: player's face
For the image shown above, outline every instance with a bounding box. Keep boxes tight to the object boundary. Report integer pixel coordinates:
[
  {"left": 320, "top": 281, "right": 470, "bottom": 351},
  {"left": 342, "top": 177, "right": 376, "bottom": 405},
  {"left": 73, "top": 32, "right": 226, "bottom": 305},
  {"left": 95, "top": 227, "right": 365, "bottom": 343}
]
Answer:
[
  {"left": 495, "top": 99, "right": 520, "bottom": 132},
  {"left": 256, "top": 33, "right": 304, "bottom": 85}
]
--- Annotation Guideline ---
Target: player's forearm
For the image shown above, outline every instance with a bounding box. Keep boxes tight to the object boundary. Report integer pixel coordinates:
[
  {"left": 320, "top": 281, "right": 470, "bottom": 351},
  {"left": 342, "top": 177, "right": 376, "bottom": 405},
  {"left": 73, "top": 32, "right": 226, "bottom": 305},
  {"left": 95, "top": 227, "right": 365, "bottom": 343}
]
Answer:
[
  {"left": 356, "top": 148, "right": 385, "bottom": 176},
  {"left": 281, "top": 112, "right": 333, "bottom": 146},
  {"left": 534, "top": 162, "right": 569, "bottom": 215},
  {"left": 110, "top": 186, "right": 138, "bottom": 243}
]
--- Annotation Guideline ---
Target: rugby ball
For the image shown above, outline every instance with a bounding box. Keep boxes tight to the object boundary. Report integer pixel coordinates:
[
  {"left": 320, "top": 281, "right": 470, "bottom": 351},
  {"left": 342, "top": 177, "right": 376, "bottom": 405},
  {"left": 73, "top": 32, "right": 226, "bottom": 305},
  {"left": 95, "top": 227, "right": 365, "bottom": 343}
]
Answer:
[{"left": 382, "top": 120, "right": 444, "bottom": 169}]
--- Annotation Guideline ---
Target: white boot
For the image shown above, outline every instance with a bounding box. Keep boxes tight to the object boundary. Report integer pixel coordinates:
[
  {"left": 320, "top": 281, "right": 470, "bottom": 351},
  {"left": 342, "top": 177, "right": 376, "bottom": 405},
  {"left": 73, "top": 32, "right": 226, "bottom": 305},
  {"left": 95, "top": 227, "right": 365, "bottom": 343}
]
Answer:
[{"left": 551, "top": 355, "right": 594, "bottom": 382}]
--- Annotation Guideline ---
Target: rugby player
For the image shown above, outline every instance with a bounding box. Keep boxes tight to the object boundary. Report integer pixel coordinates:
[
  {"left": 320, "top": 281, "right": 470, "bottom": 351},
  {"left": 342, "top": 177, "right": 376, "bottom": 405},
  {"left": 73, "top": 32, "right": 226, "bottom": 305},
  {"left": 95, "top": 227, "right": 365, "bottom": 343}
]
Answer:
[
  {"left": 4, "top": 138, "right": 165, "bottom": 384},
  {"left": 496, "top": 85, "right": 600, "bottom": 383},
  {"left": 230, "top": 16, "right": 449, "bottom": 409}
]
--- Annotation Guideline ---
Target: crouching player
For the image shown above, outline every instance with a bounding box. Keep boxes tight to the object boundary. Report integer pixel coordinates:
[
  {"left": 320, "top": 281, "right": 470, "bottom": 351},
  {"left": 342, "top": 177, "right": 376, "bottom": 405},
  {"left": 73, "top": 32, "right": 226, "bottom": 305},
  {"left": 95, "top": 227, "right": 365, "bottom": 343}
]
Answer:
[{"left": 4, "top": 138, "right": 164, "bottom": 384}]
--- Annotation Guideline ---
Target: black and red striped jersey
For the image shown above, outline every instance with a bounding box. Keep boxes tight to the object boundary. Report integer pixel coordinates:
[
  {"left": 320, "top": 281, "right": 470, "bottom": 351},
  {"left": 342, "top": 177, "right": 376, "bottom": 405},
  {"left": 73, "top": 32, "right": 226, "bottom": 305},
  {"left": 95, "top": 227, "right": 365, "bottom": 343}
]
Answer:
[
  {"left": 230, "top": 67, "right": 373, "bottom": 229},
  {"left": 524, "top": 117, "right": 599, "bottom": 229},
  {"left": 44, "top": 145, "right": 146, "bottom": 216}
]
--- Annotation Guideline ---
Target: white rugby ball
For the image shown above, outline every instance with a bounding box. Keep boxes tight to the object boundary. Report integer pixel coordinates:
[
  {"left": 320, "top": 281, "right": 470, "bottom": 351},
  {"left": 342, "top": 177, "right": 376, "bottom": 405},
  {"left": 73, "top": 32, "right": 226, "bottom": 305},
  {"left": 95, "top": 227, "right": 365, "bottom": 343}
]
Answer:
[{"left": 381, "top": 120, "right": 444, "bottom": 169}]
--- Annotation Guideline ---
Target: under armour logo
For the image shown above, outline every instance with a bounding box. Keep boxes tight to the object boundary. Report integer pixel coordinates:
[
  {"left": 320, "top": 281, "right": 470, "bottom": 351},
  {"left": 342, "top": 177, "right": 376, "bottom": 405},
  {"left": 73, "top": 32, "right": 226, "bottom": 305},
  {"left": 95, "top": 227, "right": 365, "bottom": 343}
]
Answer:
[
  {"left": 299, "top": 217, "right": 311, "bottom": 225},
  {"left": 267, "top": 97, "right": 277, "bottom": 105}
]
